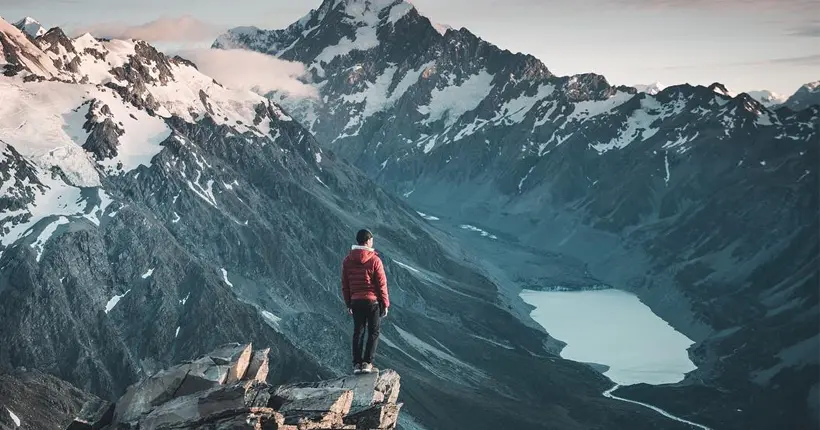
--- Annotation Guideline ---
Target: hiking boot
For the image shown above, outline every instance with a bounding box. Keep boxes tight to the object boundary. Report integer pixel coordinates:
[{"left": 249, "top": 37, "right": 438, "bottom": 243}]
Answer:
[
  {"left": 360, "top": 362, "right": 374, "bottom": 373},
  {"left": 353, "top": 363, "right": 362, "bottom": 374}
]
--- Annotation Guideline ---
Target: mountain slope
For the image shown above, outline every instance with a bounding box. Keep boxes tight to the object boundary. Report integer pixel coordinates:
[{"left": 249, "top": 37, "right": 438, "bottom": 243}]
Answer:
[
  {"left": 0, "top": 17, "right": 690, "bottom": 430},
  {"left": 782, "top": 80, "right": 820, "bottom": 111},
  {"left": 215, "top": 1, "right": 820, "bottom": 429}
]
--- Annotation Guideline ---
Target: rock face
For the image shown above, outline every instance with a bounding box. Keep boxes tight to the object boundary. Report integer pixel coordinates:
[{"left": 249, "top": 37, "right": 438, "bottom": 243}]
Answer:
[
  {"left": 62, "top": 343, "right": 403, "bottom": 430},
  {"left": 782, "top": 80, "right": 820, "bottom": 111},
  {"left": 214, "top": 1, "right": 819, "bottom": 429},
  {"left": 0, "top": 368, "right": 96, "bottom": 430}
]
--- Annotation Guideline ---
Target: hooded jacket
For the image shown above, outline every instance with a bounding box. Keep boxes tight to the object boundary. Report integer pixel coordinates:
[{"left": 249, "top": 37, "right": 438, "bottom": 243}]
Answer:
[{"left": 341, "top": 245, "right": 389, "bottom": 309}]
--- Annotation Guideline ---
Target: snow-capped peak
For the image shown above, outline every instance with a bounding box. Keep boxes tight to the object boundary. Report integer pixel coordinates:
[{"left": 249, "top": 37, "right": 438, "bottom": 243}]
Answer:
[
  {"left": 633, "top": 82, "right": 667, "bottom": 95},
  {"left": 14, "top": 16, "right": 46, "bottom": 39},
  {"left": 801, "top": 80, "right": 819, "bottom": 92},
  {"left": 746, "top": 90, "right": 787, "bottom": 108},
  {"left": 432, "top": 22, "right": 452, "bottom": 36}
]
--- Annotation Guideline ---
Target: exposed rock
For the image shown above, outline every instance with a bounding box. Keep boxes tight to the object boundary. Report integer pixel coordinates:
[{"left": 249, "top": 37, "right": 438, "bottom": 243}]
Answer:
[
  {"left": 0, "top": 369, "right": 96, "bottom": 430},
  {"left": 65, "top": 398, "right": 114, "bottom": 430},
  {"left": 374, "top": 370, "right": 400, "bottom": 405},
  {"left": 245, "top": 348, "right": 272, "bottom": 384},
  {"left": 222, "top": 343, "right": 253, "bottom": 384},
  {"left": 273, "top": 387, "right": 353, "bottom": 415},
  {"left": 67, "top": 344, "right": 402, "bottom": 429},
  {"left": 344, "top": 403, "right": 402, "bottom": 430}
]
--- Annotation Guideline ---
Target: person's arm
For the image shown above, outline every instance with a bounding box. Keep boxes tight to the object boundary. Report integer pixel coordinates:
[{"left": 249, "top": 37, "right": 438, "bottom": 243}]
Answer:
[
  {"left": 341, "top": 258, "right": 351, "bottom": 308},
  {"left": 374, "top": 257, "right": 389, "bottom": 310}
]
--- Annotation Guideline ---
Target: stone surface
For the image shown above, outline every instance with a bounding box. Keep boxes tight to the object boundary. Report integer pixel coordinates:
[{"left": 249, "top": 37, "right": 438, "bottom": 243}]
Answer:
[
  {"left": 274, "top": 373, "right": 378, "bottom": 414},
  {"left": 0, "top": 369, "right": 95, "bottom": 430},
  {"left": 344, "top": 403, "right": 402, "bottom": 430},
  {"left": 273, "top": 387, "right": 353, "bottom": 415},
  {"left": 223, "top": 343, "right": 253, "bottom": 385},
  {"left": 374, "top": 371, "right": 400, "bottom": 405},
  {"left": 245, "top": 348, "right": 271, "bottom": 384},
  {"left": 65, "top": 398, "right": 114, "bottom": 429}
]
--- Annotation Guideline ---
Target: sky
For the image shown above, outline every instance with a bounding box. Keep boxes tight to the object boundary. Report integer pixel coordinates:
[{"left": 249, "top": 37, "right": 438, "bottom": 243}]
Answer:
[{"left": 1, "top": 0, "right": 818, "bottom": 95}]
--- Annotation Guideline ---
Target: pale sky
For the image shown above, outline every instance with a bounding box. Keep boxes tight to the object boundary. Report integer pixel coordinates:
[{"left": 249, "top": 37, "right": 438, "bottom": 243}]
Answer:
[{"left": 2, "top": 0, "right": 818, "bottom": 95}]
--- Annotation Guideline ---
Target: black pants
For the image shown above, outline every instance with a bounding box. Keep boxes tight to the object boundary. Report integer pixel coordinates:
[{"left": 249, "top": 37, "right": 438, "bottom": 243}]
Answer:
[{"left": 351, "top": 299, "right": 381, "bottom": 364}]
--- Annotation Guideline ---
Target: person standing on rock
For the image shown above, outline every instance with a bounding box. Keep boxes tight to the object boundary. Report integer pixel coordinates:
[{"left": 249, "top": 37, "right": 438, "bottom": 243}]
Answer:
[{"left": 341, "top": 229, "right": 390, "bottom": 374}]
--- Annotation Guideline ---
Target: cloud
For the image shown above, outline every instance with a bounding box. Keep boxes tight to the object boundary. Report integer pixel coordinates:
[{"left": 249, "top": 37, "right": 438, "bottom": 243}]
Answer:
[
  {"left": 789, "top": 21, "right": 820, "bottom": 37},
  {"left": 651, "top": 53, "right": 820, "bottom": 70},
  {"left": 73, "top": 15, "right": 222, "bottom": 43},
  {"left": 176, "top": 48, "right": 319, "bottom": 100},
  {"left": 607, "top": 0, "right": 818, "bottom": 11},
  {"left": 766, "top": 53, "right": 820, "bottom": 66}
]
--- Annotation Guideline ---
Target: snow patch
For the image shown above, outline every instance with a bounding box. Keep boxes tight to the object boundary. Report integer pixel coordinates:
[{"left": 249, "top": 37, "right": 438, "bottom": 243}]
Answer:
[
  {"left": 664, "top": 152, "right": 671, "bottom": 186},
  {"left": 460, "top": 224, "right": 498, "bottom": 240},
  {"left": 568, "top": 91, "right": 633, "bottom": 122},
  {"left": 261, "top": 309, "right": 281, "bottom": 326},
  {"left": 417, "top": 211, "right": 439, "bottom": 221},
  {"left": 104, "top": 289, "right": 131, "bottom": 314},
  {"left": 518, "top": 166, "right": 536, "bottom": 193},
  {"left": 4, "top": 407, "right": 20, "bottom": 427},
  {"left": 418, "top": 70, "right": 494, "bottom": 127},
  {"left": 221, "top": 268, "right": 233, "bottom": 287},
  {"left": 175, "top": 326, "right": 180, "bottom": 338},
  {"left": 141, "top": 268, "right": 154, "bottom": 279},
  {"left": 394, "top": 260, "right": 421, "bottom": 273},
  {"left": 493, "top": 84, "right": 555, "bottom": 124},
  {"left": 30, "top": 216, "right": 70, "bottom": 262}
]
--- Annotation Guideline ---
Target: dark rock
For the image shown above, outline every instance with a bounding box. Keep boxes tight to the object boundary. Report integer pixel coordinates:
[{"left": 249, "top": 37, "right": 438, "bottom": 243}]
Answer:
[
  {"left": 273, "top": 387, "right": 353, "bottom": 415},
  {"left": 344, "top": 403, "right": 402, "bottom": 430},
  {"left": 113, "top": 365, "right": 191, "bottom": 423},
  {"left": 65, "top": 398, "right": 114, "bottom": 430},
  {"left": 0, "top": 369, "right": 95, "bottom": 430},
  {"left": 243, "top": 381, "right": 271, "bottom": 408},
  {"left": 139, "top": 384, "right": 246, "bottom": 429}
]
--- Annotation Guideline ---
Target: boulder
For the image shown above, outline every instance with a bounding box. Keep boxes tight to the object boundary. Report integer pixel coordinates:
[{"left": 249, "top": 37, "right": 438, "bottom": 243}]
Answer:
[
  {"left": 344, "top": 403, "right": 403, "bottom": 430},
  {"left": 273, "top": 387, "right": 353, "bottom": 416},
  {"left": 221, "top": 343, "right": 253, "bottom": 385},
  {"left": 245, "top": 348, "right": 271, "bottom": 383},
  {"left": 114, "top": 366, "right": 190, "bottom": 423},
  {"left": 273, "top": 372, "right": 379, "bottom": 414},
  {"left": 53, "top": 344, "right": 402, "bottom": 430},
  {"left": 65, "top": 398, "right": 114, "bottom": 430},
  {"left": 244, "top": 381, "right": 271, "bottom": 408},
  {"left": 374, "top": 371, "right": 400, "bottom": 405},
  {"left": 139, "top": 384, "right": 246, "bottom": 429}
]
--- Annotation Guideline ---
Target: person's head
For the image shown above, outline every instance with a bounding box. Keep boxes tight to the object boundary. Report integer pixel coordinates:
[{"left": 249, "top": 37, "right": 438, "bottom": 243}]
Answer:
[{"left": 356, "top": 229, "right": 374, "bottom": 248}]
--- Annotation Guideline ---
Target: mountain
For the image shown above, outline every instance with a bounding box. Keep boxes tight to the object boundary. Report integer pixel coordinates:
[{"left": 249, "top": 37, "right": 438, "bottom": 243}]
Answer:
[
  {"left": 782, "top": 80, "right": 820, "bottom": 111},
  {"left": 215, "top": 1, "right": 820, "bottom": 429},
  {"left": 633, "top": 82, "right": 666, "bottom": 95},
  {"left": 0, "top": 15, "right": 686, "bottom": 430},
  {"left": 746, "top": 89, "right": 787, "bottom": 108},
  {"left": 12, "top": 17, "right": 45, "bottom": 39}
]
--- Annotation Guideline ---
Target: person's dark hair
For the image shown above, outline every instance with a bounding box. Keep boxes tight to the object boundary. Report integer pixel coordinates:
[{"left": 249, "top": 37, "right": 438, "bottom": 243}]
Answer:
[{"left": 356, "top": 229, "right": 373, "bottom": 245}]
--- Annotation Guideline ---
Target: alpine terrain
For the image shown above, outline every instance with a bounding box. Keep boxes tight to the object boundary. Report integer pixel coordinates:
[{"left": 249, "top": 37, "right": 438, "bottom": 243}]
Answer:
[
  {"left": 0, "top": 13, "right": 696, "bottom": 430},
  {"left": 214, "top": 1, "right": 820, "bottom": 429}
]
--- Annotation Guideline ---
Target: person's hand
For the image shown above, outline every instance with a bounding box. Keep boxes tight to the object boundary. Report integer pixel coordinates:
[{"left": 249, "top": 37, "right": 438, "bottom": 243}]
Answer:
[
  {"left": 380, "top": 307, "right": 388, "bottom": 318},
  {"left": 347, "top": 308, "right": 353, "bottom": 315}
]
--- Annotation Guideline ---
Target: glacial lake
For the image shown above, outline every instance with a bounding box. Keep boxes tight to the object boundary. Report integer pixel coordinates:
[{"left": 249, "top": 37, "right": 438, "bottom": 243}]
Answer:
[{"left": 520, "top": 288, "right": 697, "bottom": 386}]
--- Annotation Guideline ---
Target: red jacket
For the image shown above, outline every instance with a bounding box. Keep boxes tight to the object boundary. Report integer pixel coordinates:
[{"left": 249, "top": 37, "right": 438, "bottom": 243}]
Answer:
[{"left": 341, "top": 246, "right": 389, "bottom": 308}]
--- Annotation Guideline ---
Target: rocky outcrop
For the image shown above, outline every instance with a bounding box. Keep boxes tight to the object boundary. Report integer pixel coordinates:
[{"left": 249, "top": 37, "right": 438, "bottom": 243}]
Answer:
[
  {"left": 62, "top": 343, "right": 402, "bottom": 430},
  {"left": 0, "top": 368, "right": 96, "bottom": 430}
]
